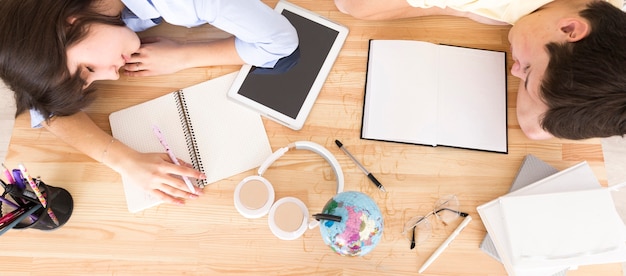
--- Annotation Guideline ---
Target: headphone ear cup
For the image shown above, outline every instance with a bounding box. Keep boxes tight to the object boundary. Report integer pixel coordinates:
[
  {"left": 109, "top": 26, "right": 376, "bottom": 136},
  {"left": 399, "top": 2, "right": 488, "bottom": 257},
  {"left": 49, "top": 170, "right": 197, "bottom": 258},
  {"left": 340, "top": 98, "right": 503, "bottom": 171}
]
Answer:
[
  {"left": 268, "top": 197, "right": 309, "bottom": 240},
  {"left": 233, "top": 175, "right": 275, "bottom": 219}
]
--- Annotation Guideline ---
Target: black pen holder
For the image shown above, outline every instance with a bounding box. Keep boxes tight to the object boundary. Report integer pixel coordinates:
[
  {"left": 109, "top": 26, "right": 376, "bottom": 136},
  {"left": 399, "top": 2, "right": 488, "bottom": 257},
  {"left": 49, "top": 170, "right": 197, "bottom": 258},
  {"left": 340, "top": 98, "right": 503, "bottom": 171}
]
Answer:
[{"left": 12, "top": 181, "right": 74, "bottom": 231}]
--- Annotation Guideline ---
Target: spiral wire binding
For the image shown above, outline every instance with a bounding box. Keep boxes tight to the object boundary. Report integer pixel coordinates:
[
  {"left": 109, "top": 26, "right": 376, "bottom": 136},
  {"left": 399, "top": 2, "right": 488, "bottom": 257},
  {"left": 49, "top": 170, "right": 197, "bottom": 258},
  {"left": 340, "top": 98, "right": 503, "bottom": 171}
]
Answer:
[{"left": 174, "top": 91, "right": 206, "bottom": 187}]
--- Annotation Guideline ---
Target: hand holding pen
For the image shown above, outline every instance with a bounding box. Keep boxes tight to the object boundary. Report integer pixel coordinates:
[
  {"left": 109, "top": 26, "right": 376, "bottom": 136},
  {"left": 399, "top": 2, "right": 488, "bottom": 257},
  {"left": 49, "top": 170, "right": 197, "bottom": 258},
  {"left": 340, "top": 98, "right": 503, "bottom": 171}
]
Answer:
[
  {"left": 152, "top": 125, "right": 197, "bottom": 194},
  {"left": 335, "top": 140, "right": 386, "bottom": 192}
]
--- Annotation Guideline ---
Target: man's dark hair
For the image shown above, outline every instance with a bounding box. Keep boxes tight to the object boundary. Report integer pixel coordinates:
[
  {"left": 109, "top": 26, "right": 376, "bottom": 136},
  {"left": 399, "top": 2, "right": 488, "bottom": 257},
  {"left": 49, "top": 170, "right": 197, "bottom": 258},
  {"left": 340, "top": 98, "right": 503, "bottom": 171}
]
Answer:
[{"left": 540, "top": 1, "right": 626, "bottom": 139}]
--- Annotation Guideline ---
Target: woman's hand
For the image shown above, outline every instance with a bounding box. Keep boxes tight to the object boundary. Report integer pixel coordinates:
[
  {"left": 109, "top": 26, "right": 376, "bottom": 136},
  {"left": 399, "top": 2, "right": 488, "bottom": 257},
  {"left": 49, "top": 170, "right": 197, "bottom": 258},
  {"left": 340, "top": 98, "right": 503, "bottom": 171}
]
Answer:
[
  {"left": 123, "top": 36, "right": 190, "bottom": 77},
  {"left": 113, "top": 149, "right": 206, "bottom": 205}
]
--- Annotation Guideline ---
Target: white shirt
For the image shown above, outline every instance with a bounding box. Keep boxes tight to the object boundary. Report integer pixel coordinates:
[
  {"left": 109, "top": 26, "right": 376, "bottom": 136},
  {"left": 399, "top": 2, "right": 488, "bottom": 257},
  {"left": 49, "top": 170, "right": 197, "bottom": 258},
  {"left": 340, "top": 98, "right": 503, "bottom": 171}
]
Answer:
[
  {"left": 405, "top": 0, "right": 624, "bottom": 24},
  {"left": 121, "top": 0, "right": 298, "bottom": 68},
  {"left": 31, "top": 0, "right": 298, "bottom": 128}
]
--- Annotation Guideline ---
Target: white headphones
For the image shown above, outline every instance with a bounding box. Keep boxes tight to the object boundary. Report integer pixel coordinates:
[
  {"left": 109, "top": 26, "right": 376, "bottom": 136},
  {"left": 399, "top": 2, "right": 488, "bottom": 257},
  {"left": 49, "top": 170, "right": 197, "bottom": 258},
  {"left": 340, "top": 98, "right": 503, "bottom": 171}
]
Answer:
[{"left": 234, "top": 141, "right": 344, "bottom": 240}]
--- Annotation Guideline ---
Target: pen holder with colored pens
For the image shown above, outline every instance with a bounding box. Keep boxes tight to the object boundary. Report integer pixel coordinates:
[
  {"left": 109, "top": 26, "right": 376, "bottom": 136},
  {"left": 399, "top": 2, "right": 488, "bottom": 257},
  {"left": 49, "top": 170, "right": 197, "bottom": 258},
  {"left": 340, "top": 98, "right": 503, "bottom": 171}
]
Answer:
[{"left": 1, "top": 179, "right": 73, "bottom": 233}]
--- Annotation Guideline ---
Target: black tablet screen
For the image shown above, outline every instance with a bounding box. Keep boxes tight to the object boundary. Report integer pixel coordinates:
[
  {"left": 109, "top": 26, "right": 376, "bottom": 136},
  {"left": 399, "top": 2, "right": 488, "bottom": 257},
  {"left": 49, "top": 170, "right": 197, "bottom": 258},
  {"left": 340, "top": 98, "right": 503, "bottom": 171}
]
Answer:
[{"left": 235, "top": 10, "right": 339, "bottom": 119}]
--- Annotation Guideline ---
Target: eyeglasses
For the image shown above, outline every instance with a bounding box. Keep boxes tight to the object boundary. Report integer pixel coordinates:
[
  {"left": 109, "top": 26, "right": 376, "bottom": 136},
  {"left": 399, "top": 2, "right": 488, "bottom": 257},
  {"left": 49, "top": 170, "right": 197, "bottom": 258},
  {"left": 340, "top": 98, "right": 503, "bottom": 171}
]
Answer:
[{"left": 401, "top": 195, "right": 469, "bottom": 250}]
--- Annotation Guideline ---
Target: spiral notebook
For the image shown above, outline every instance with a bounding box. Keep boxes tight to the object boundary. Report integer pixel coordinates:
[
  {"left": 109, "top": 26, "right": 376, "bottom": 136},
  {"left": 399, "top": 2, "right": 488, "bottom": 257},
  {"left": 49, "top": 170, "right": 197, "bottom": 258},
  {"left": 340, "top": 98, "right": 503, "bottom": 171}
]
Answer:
[{"left": 109, "top": 72, "right": 272, "bottom": 212}]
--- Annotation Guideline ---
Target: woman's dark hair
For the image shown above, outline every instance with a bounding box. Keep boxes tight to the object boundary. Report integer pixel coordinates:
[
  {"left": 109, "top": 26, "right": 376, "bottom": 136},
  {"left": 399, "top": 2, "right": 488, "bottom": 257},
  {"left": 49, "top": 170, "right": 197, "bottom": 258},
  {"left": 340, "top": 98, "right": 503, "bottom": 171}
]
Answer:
[
  {"left": 0, "top": 0, "right": 124, "bottom": 121},
  {"left": 540, "top": 1, "right": 626, "bottom": 139}
]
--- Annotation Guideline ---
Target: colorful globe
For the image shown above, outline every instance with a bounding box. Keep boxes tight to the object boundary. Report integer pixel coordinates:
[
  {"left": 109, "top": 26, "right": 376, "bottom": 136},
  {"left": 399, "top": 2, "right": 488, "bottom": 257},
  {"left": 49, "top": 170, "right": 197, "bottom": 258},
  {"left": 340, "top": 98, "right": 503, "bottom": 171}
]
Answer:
[{"left": 318, "top": 191, "right": 384, "bottom": 256}]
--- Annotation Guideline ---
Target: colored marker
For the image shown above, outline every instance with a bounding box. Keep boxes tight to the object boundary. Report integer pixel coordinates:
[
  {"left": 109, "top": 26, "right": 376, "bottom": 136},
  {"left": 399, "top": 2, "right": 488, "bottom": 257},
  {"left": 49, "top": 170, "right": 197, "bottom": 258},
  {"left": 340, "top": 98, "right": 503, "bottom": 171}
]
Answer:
[
  {"left": 12, "top": 169, "right": 26, "bottom": 190},
  {"left": 1, "top": 163, "right": 14, "bottom": 184},
  {"left": 18, "top": 164, "right": 59, "bottom": 226}
]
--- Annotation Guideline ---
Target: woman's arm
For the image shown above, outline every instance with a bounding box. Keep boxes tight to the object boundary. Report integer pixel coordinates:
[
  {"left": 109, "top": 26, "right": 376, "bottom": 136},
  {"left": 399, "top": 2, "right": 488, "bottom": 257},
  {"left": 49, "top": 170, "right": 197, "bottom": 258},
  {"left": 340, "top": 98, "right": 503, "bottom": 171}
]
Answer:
[
  {"left": 43, "top": 111, "right": 205, "bottom": 204},
  {"left": 123, "top": 0, "right": 298, "bottom": 77},
  {"left": 123, "top": 36, "right": 243, "bottom": 77}
]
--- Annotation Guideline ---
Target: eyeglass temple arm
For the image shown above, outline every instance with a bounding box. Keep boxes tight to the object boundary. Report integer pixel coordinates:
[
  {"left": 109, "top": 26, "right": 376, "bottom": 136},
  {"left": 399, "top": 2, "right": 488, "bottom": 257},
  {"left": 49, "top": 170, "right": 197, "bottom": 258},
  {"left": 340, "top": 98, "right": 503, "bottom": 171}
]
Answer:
[
  {"left": 436, "top": 207, "right": 469, "bottom": 217},
  {"left": 411, "top": 226, "right": 417, "bottom": 249}
]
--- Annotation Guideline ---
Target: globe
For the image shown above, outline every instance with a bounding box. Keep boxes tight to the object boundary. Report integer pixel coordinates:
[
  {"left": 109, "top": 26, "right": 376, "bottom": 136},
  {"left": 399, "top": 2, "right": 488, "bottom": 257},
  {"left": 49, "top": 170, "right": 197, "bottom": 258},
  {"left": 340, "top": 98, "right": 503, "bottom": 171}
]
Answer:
[{"left": 318, "top": 191, "right": 384, "bottom": 256}]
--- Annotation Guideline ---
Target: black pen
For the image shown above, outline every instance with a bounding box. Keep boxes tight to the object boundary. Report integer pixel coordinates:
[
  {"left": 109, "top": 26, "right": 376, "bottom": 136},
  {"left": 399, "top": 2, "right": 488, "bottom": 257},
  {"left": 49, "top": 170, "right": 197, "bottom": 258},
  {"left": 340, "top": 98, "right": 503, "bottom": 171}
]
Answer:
[{"left": 335, "top": 140, "right": 386, "bottom": 192}]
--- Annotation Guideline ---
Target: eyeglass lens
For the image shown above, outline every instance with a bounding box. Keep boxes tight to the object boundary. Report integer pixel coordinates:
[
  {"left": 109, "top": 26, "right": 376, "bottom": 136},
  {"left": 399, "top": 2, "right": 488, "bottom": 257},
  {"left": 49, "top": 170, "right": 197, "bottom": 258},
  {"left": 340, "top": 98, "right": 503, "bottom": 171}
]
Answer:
[{"left": 403, "top": 195, "right": 466, "bottom": 249}]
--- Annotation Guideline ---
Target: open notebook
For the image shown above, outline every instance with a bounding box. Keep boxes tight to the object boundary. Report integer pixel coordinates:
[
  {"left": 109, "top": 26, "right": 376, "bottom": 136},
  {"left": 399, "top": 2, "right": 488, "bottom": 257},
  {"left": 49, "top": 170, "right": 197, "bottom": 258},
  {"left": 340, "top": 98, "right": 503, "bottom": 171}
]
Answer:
[
  {"left": 362, "top": 40, "right": 507, "bottom": 153},
  {"left": 109, "top": 72, "right": 272, "bottom": 212}
]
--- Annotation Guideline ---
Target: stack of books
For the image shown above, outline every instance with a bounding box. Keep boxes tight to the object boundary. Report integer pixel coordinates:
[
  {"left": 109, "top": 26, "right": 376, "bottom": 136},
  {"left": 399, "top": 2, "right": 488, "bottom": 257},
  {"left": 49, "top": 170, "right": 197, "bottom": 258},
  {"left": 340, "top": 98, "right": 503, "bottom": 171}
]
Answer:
[{"left": 478, "top": 155, "right": 626, "bottom": 276}]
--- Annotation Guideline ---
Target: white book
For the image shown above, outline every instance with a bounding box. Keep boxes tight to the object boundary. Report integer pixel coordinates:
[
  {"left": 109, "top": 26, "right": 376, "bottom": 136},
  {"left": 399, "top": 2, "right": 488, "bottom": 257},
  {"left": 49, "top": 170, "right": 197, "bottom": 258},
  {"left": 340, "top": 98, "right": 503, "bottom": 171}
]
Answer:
[
  {"left": 477, "top": 162, "right": 626, "bottom": 276},
  {"left": 479, "top": 155, "right": 567, "bottom": 276},
  {"left": 109, "top": 72, "right": 272, "bottom": 213},
  {"left": 361, "top": 40, "right": 507, "bottom": 153}
]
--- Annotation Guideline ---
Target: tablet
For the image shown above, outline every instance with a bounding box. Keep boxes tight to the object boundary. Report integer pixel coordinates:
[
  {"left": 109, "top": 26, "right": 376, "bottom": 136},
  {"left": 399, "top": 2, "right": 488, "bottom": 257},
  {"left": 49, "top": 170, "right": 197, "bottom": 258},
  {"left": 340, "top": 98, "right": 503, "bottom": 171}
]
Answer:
[{"left": 227, "top": 1, "right": 349, "bottom": 130}]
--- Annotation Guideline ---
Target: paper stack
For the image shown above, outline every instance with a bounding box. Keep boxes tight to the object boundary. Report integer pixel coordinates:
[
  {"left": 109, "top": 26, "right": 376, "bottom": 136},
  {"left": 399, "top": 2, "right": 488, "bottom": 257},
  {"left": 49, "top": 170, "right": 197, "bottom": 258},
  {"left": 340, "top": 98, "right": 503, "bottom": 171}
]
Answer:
[{"left": 477, "top": 156, "right": 626, "bottom": 276}]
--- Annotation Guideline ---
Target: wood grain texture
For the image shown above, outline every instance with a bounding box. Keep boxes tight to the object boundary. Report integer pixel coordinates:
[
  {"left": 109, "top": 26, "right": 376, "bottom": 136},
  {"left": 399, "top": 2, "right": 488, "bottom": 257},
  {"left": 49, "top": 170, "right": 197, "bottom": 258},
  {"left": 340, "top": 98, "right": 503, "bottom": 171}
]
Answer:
[{"left": 1, "top": 1, "right": 619, "bottom": 275}]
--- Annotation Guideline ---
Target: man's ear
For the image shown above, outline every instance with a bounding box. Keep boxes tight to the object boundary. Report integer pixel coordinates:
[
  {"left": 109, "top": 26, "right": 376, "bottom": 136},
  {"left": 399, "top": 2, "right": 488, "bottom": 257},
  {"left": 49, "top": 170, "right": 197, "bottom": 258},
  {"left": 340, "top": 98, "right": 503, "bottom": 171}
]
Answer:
[{"left": 559, "top": 18, "right": 590, "bottom": 42}]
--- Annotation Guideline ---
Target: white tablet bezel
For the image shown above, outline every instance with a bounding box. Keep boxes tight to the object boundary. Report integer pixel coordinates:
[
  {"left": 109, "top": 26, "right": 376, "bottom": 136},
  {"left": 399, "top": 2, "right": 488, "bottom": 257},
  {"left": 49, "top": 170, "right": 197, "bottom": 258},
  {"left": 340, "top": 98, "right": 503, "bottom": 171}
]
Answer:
[{"left": 227, "top": 1, "right": 349, "bottom": 130}]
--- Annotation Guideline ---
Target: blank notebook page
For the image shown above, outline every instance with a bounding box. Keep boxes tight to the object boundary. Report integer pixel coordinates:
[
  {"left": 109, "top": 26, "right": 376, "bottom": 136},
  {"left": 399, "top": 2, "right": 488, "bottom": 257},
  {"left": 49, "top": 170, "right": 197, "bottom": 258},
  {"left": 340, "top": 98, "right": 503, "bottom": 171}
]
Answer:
[
  {"left": 364, "top": 40, "right": 439, "bottom": 145},
  {"left": 436, "top": 45, "right": 506, "bottom": 152}
]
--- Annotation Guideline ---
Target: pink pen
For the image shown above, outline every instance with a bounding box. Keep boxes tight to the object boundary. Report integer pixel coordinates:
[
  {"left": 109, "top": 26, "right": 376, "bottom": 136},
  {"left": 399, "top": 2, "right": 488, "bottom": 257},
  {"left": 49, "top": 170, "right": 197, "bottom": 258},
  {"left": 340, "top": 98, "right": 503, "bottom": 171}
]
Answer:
[
  {"left": 1, "top": 163, "right": 14, "bottom": 184},
  {"left": 152, "top": 125, "right": 196, "bottom": 193}
]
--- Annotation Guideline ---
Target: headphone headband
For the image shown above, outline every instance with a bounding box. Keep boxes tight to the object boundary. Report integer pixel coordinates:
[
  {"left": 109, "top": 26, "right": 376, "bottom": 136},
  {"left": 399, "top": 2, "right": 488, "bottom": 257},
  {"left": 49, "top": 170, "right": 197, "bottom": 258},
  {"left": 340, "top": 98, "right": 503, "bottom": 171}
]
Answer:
[{"left": 257, "top": 141, "right": 344, "bottom": 194}]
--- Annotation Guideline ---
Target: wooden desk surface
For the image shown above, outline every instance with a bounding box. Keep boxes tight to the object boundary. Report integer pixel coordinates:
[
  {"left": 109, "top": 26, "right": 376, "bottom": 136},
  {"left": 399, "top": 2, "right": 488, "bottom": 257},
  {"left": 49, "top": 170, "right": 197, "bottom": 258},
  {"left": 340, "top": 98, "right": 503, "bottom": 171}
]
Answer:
[{"left": 1, "top": 1, "right": 620, "bottom": 275}]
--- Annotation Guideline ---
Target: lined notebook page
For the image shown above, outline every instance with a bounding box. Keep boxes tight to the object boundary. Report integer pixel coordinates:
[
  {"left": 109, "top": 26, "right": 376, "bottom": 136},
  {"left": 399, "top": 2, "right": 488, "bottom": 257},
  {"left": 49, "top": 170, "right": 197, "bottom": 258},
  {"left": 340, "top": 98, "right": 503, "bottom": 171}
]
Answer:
[
  {"left": 111, "top": 93, "right": 189, "bottom": 164},
  {"left": 110, "top": 89, "right": 188, "bottom": 213}
]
